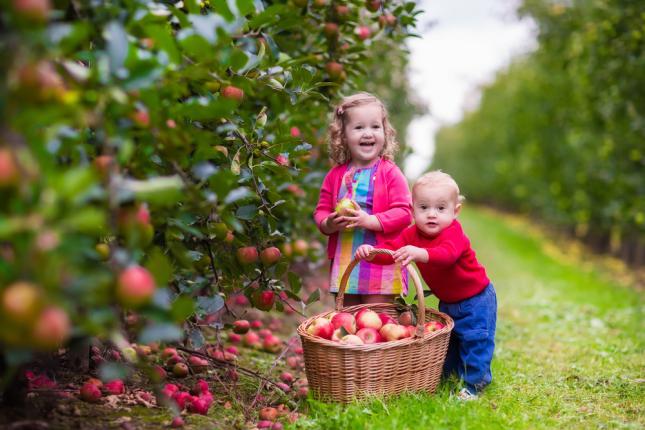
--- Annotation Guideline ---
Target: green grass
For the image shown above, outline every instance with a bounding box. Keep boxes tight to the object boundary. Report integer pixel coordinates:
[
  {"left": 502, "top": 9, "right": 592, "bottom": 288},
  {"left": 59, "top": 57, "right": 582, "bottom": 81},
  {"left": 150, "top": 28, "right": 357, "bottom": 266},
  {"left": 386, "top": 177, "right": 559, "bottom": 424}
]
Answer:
[{"left": 289, "top": 207, "right": 645, "bottom": 430}]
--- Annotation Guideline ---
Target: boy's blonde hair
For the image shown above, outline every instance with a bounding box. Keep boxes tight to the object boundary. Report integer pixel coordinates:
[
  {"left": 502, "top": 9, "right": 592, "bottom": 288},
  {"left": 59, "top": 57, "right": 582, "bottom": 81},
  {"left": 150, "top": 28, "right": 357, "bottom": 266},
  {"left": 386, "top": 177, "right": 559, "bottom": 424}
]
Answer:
[
  {"left": 328, "top": 92, "right": 399, "bottom": 165},
  {"left": 413, "top": 170, "right": 465, "bottom": 204}
]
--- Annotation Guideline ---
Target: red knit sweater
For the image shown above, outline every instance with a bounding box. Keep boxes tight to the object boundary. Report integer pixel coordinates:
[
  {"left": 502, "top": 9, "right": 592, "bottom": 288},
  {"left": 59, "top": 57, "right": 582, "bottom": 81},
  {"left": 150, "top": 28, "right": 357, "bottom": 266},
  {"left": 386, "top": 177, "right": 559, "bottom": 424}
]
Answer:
[{"left": 371, "top": 220, "right": 489, "bottom": 303}]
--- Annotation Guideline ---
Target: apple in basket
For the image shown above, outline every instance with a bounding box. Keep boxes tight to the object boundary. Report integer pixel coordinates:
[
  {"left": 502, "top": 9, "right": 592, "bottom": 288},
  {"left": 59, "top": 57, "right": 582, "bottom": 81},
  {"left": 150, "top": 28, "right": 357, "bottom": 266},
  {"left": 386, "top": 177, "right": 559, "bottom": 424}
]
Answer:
[
  {"left": 379, "top": 323, "right": 408, "bottom": 342},
  {"left": 331, "top": 328, "right": 344, "bottom": 342},
  {"left": 356, "top": 327, "right": 383, "bottom": 344},
  {"left": 355, "top": 309, "right": 382, "bottom": 330},
  {"left": 424, "top": 321, "right": 445, "bottom": 333},
  {"left": 378, "top": 313, "right": 397, "bottom": 326},
  {"left": 404, "top": 326, "right": 417, "bottom": 338},
  {"left": 339, "top": 334, "right": 364, "bottom": 345},
  {"left": 335, "top": 198, "right": 358, "bottom": 216},
  {"left": 330, "top": 312, "right": 356, "bottom": 334},
  {"left": 307, "top": 318, "right": 333, "bottom": 340}
]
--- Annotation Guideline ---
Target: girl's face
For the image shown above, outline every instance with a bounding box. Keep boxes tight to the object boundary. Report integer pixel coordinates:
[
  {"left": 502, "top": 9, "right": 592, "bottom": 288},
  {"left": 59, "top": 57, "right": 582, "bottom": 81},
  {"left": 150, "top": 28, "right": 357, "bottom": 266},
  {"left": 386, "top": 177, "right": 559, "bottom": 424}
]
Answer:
[
  {"left": 413, "top": 185, "right": 461, "bottom": 237},
  {"left": 343, "top": 103, "right": 385, "bottom": 167}
]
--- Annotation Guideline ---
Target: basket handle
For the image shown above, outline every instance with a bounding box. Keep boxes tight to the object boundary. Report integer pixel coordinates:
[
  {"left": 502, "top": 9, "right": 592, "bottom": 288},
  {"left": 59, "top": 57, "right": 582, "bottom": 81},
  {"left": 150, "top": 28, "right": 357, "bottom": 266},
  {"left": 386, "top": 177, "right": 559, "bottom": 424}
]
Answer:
[{"left": 335, "top": 248, "right": 427, "bottom": 338}]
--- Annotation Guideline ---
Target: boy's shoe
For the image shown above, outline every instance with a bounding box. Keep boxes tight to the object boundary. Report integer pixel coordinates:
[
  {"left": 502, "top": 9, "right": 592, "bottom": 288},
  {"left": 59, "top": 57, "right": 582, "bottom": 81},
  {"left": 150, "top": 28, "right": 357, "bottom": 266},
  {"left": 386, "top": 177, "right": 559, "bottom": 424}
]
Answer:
[{"left": 457, "top": 388, "right": 478, "bottom": 401}]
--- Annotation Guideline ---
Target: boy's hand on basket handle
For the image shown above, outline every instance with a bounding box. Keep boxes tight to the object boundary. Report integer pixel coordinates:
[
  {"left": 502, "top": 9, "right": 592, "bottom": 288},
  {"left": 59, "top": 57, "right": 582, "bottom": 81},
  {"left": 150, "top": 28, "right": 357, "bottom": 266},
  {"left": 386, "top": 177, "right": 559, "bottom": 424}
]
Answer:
[
  {"left": 393, "top": 245, "right": 429, "bottom": 267},
  {"left": 355, "top": 244, "right": 375, "bottom": 261}
]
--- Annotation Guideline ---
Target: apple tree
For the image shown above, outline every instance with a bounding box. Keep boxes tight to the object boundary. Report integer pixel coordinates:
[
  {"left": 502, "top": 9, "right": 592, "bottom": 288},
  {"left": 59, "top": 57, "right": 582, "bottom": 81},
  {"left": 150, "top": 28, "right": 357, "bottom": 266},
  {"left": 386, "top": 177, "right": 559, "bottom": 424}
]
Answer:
[{"left": 0, "top": 0, "right": 422, "bottom": 392}]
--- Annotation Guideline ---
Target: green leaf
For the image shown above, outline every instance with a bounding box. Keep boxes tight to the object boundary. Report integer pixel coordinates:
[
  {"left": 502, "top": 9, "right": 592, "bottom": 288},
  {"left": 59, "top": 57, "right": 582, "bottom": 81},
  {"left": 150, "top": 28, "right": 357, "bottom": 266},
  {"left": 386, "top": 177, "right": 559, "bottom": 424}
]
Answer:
[
  {"left": 144, "top": 25, "right": 180, "bottom": 63},
  {"left": 189, "top": 328, "right": 206, "bottom": 348},
  {"left": 56, "top": 166, "right": 96, "bottom": 202},
  {"left": 171, "top": 295, "right": 196, "bottom": 322},
  {"left": 339, "top": 326, "right": 349, "bottom": 337},
  {"left": 236, "top": 0, "right": 255, "bottom": 15},
  {"left": 145, "top": 248, "right": 174, "bottom": 287},
  {"left": 236, "top": 204, "right": 257, "bottom": 220},
  {"left": 274, "top": 262, "right": 289, "bottom": 278},
  {"left": 305, "top": 289, "right": 320, "bottom": 305},
  {"left": 121, "top": 176, "right": 184, "bottom": 206},
  {"left": 138, "top": 323, "right": 183, "bottom": 344},
  {"left": 196, "top": 295, "right": 225, "bottom": 315},
  {"left": 62, "top": 208, "right": 106, "bottom": 234},
  {"left": 287, "top": 271, "right": 301, "bottom": 294}
]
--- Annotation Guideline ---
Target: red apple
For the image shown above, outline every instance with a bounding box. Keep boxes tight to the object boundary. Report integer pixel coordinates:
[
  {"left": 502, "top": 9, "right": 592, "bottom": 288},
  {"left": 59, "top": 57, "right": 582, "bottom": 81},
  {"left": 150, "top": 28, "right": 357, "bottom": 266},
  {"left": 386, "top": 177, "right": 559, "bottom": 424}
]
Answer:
[
  {"left": 292, "top": 239, "right": 308, "bottom": 256},
  {"left": 250, "top": 319, "right": 263, "bottom": 329},
  {"left": 424, "top": 321, "right": 445, "bottom": 333},
  {"left": 221, "top": 85, "right": 244, "bottom": 102},
  {"left": 379, "top": 13, "right": 397, "bottom": 27},
  {"left": 263, "top": 334, "right": 282, "bottom": 353},
  {"left": 280, "top": 372, "right": 294, "bottom": 384},
  {"left": 366, "top": 0, "right": 381, "bottom": 12},
  {"left": 335, "top": 5, "right": 350, "bottom": 18},
  {"left": 103, "top": 379, "right": 125, "bottom": 395},
  {"left": 237, "top": 246, "right": 259, "bottom": 264},
  {"left": 260, "top": 247, "right": 281, "bottom": 266},
  {"left": 379, "top": 323, "right": 408, "bottom": 342},
  {"left": 172, "top": 362, "right": 189, "bottom": 378},
  {"left": 260, "top": 407, "right": 278, "bottom": 421},
  {"left": 355, "top": 309, "right": 382, "bottom": 330},
  {"left": 116, "top": 265, "right": 156, "bottom": 308},
  {"left": 2, "top": 281, "right": 41, "bottom": 323},
  {"left": 79, "top": 381, "right": 102, "bottom": 403},
  {"left": 286, "top": 356, "right": 300, "bottom": 369},
  {"left": 355, "top": 26, "right": 371, "bottom": 40},
  {"left": 356, "top": 327, "right": 383, "bottom": 344},
  {"left": 323, "top": 22, "right": 339, "bottom": 39},
  {"left": 131, "top": 109, "right": 150, "bottom": 127},
  {"left": 340, "top": 334, "right": 364, "bottom": 345},
  {"left": 325, "top": 61, "right": 344, "bottom": 80},
  {"left": 233, "top": 319, "right": 250, "bottom": 334},
  {"left": 170, "top": 416, "right": 184, "bottom": 428},
  {"left": 275, "top": 154, "right": 289, "bottom": 166},
  {"left": 331, "top": 312, "right": 356, "bottom": 334},
  {"left": 258, "top": 328, "right": 273, "bottom": 338},
  {"left": 378, "top": 313, "right": 397, "bottom": 326},
  {"left": 0, "top": 149, "right": 19, "bottom": 187},
  {"left": 161, "top": 347, "right": 178, "bottom": 360},
  {"left": 32, "top": 306, "right": 70, "bottom": 350},
  {"left": 243, "top": 332, "right": 261, "bottom": 347},
  {"left": 331, "top": 328, "right": 344, "bottom": 342},
  {"left": 252, "top": 290, "right": 275, "bottom": 311},
  {"left": 12, "top": 0, "right": 51, "bottom": 22},
  {"left": 306, "top": 317, "right": 333, "bottom": 340}
]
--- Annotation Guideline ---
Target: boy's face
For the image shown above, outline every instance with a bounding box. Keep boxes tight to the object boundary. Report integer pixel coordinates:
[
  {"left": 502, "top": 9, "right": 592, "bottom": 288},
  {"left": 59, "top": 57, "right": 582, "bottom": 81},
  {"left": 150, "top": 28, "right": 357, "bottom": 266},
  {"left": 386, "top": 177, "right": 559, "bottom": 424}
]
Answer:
[
  {"left": 413, "top": 185, "right": 461, "bottom": 237},
  {"left": 343, "top": 103, "right": 385, "bottom": 167}
]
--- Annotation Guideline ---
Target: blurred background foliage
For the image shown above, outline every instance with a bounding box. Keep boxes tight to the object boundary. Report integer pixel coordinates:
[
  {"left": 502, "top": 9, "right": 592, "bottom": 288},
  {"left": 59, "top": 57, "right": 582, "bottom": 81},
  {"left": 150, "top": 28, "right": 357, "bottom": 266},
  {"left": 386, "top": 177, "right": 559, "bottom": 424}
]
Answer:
[
  {"left": 0, "top": 0, "right": 422, "bottom": 379},
  {"left": 432, "top": 0, "right": 644, "bottom": 267}
]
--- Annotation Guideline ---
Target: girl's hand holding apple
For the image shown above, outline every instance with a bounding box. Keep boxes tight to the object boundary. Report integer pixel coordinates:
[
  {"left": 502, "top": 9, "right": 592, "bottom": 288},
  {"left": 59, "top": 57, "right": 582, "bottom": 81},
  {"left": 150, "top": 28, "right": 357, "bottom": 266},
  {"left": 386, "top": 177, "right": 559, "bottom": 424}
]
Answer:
[
  {"left": 343, "top": 207, "right": 382, "bottom": 231},
  {"left": 322, "top": 212, "right": 351, "bottom": 234}
]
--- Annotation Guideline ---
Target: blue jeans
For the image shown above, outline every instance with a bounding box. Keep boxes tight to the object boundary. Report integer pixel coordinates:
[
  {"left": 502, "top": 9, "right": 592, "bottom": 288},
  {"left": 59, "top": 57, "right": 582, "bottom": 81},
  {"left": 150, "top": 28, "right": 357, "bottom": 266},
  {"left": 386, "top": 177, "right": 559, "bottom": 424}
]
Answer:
[{"left": 439, "top": 283, "right": 497, "bottom": 394}]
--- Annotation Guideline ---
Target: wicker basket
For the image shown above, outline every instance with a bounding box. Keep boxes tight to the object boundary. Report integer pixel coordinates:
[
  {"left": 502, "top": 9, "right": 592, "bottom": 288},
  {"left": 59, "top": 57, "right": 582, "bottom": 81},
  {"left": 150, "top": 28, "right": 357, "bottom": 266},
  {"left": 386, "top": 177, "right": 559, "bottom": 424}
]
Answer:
[{"left": 297, "top": 249, "right": 454, "bottom": 403}]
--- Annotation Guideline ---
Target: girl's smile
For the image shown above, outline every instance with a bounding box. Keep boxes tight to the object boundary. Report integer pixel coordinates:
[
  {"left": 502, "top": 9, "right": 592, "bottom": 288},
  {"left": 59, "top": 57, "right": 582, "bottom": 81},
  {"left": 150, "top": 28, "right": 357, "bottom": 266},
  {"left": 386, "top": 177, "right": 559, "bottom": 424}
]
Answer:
[{"left": 343, "top": 103, "right": 385, "bottom": 167}]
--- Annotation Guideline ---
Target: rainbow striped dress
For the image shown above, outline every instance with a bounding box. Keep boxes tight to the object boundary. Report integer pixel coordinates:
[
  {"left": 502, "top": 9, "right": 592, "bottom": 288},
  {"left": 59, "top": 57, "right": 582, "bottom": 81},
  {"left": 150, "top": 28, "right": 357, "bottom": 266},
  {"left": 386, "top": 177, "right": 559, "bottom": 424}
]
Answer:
[{"left": 329, "top": 161, "right": 407, "bottom": 295}]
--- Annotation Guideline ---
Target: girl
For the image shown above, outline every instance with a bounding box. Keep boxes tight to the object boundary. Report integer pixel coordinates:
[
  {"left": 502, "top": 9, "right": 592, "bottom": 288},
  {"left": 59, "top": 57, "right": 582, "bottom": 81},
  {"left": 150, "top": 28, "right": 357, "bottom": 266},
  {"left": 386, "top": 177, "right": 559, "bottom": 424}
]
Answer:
[{"left": 313, "top": 92, "right": 412, "bottom": 305}]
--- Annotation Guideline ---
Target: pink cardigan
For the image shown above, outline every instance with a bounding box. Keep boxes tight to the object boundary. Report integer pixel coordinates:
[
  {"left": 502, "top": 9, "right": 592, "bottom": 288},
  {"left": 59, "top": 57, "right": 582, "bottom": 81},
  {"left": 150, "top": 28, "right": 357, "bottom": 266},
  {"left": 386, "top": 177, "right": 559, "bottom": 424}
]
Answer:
[{"left": 313, "top": 159, "right": 413, "bottom": 259}]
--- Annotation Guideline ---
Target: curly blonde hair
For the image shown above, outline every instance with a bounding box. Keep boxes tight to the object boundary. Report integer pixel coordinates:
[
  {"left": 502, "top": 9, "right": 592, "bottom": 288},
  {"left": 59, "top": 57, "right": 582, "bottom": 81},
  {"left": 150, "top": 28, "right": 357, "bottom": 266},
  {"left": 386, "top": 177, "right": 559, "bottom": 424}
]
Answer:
[{"left": 328, "top": 92, "right": 399, "bottom": 165}]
